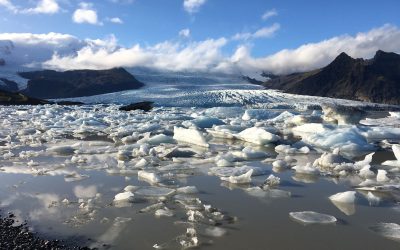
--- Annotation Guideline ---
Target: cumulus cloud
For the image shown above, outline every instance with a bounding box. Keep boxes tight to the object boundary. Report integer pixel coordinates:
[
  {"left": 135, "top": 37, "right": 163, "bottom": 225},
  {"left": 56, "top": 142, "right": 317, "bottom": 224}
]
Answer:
[
  {"left": 72, "top": 2, "right": 102, "bottom": 25},
  {"left": 108, "top": 17, "right": 123, "bottom": 24},
  {"left": 43, "top": 37, "right": 228, "bottom": 71},
  {"left": 183, "top": 0, "right": 206, "bottom": 13},
  {"left": 0, "top": 32, "right": 83, "bottom": 66},
  {"left": 0, "top": 0, "right": 17, "bottom": 13},
  {"left": 21, "top": 0, "right": 60, "bottom": 14},
  {"left": 229, "top": 24, "right": 400, "bottom": 75},
  {"left": 261, "top": 9, "right": 277, "bottom": 20},
  {"left": 1, "top": 25, "right": 400, "bottom": 77},
  {"left": 179, "top": 28, "right": 191, "bottom": 38},
  {"left": 232, "top": 23, "right": 280, "bottom": 40}
]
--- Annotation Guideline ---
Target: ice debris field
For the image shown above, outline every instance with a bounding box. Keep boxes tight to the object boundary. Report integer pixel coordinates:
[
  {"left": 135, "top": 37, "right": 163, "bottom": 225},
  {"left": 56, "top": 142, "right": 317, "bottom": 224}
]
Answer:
[{"left": 1, "top": 80, "right": 400, "bottom": 249}]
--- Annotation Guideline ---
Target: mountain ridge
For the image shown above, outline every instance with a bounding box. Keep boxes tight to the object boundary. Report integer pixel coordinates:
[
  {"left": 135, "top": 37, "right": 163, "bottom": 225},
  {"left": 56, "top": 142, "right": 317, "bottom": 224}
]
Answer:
[
  {"left": 19, "top": 67, "right": 145, "bottom": 99},
  {"left": 263, "top": 50, "right": 400, "bottom": 105}
]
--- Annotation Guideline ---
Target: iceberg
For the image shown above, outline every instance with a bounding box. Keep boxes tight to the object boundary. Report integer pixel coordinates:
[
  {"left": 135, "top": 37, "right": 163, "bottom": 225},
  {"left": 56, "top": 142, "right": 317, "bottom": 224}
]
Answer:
[
  {"left": 173, "top": 126, "right": 209, "bottom": 147},
  {"left": 236, "top": 127, "right": 280, "bottom": 145},
  {"left": 220, "top": 169, "right": 253, "bottom": 184}
]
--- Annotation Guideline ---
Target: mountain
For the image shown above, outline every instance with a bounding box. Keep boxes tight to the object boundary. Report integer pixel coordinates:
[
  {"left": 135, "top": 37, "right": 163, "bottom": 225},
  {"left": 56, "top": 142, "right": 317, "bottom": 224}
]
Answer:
[
  {"left": 263, "top": 50, "right": 400, "bottom": 105},
  {"left": 0, "top": 78, "right": 18, "bottom": 92},
  {"left": 20, "top": 67, "right": 145, "bottom": 99}
]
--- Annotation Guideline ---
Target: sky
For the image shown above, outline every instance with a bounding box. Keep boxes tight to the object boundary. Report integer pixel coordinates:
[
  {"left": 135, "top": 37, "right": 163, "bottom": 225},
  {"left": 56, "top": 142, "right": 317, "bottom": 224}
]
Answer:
[{"left": 0, "top": 0, "right": 400, "bottom": 75}]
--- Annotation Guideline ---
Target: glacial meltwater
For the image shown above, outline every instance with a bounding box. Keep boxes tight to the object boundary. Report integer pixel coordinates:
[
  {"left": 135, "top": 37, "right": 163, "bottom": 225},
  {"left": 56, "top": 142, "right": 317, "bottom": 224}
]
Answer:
[{"left": 1, "top": 78, "right": 400, "bottom": 249}]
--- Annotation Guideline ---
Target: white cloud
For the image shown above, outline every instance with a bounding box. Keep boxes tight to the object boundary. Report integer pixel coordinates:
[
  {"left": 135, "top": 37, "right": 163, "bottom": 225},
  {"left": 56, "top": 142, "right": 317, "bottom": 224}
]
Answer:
[
  {"left": 183, "top": 0, "right": 206, "bottom": 13},
  {"left": 1, "top": 25, "right": 400, "bottom": 77},
  {"left": 233, "top": 23, "right": 280, "bottom": 40},
  {"left": 21, "top": 0, "right": 60, "bottom": 14},
  {"left": 43, "top": 37, "right": 228, "bottom": 71},
  {"left": 262, "top": 9, "right": 277, "bottom": 20},
  {"left": 108, "top": 17, "right": 123, "bottom": 24},
  {"left": 109, "top": 0, "right": 134, "bottom": 3},
  {"left": 0, "top": 0, "right": 17, "bottom": 13},
  {"left": 179, "top": 28, "right": 191, "bottom": 38},
  {"left": 72, "top": 2, "right": 102, "bottom": 25},
  {"left": 228, "top": 24, "right": 400, "bottom": 75}
]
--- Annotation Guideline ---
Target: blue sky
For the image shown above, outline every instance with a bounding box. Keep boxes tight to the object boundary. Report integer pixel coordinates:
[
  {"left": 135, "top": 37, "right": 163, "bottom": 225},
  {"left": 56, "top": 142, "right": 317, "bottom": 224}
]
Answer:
[
  {"left": 1, "top": 0, "right": 400, "bottom": 74},
  {"left": 1, "top": 0, "right": 399, "bottom": 56}
]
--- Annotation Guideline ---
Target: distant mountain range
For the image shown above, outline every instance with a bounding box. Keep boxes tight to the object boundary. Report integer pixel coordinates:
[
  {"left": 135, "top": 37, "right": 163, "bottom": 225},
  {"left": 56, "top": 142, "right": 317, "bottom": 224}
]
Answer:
[
  {"left": 263, "top": 50, "right": 400, "bottom": 105},
  {"left": 19, "top": 67, "right": 144, "bottom": 99}
]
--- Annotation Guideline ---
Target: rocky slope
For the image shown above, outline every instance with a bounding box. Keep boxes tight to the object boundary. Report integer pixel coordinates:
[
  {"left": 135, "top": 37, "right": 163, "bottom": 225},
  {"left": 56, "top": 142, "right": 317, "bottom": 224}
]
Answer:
[
  {"left": 20, "top": 67, "right": 144, "bottom": 99},
  {"left": 0, "top": 89, "right": 49, "bottom": 105},
  {"left": 263, "top": 50, "right": 400, "bottom": 105},
  {"left": 0, "top": 78, "right": 18, "bottom": 92}
]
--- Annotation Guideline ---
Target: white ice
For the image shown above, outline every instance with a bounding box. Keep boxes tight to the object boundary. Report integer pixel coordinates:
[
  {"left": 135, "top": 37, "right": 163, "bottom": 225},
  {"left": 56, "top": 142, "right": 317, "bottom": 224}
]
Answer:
[{"left": 236, "top": 127, "right": 280, "bottom": 145}]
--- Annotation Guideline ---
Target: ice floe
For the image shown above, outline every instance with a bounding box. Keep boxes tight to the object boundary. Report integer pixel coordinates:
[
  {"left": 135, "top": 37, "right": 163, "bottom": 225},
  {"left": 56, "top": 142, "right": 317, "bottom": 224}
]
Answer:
[{"left": 289, "top": 211, "right": 337, "bottom": 225}]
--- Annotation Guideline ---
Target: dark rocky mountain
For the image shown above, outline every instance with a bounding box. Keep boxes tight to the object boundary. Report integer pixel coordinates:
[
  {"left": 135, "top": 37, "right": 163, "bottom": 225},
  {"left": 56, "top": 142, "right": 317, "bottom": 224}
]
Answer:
[
  {"left": 0, "top": 90, "right": 49, "bottom": 105},
  {"left": 0, "top": 58, "right": 5, "bottom": 66},
  {"left": 263, "top": 50, "right": 400, "bottom": 105},
  {"left": 20, "top": 67, "right": 145, "bottom": 99},
  {"left": 0, "top": 78, "right": 18, "bottom": 92}
]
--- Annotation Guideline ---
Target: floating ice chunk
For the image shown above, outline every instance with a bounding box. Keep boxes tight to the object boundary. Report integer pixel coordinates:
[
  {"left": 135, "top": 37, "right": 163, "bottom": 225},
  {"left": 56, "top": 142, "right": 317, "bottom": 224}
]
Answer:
[
  {"left": 210, "top": 165, "right": 267, "bottom": 177},
  {"left": 268, "top": 111, "right": 296, "bottom": 123},
  {"left": 292, "top": 163, "right": 319, "bottom": 175},
  {"left": 220, "top": 169, "right": 253, "bottom": 184},
  {"left": 124, "top": 185, "right": 139, "bottom": 192},
  {"left": 393, "top": 144, "right": 400, "bottom": 161},
  {"left": 370, "top": 223, "right": 400, "bottom": 241},
  {"left": 204, "top": 227, "right": 227, "bottom": 237},
  {"left": 382, "top": 145, "right": 400, "bottom": 167},
  {"left": 292, "top": 123, "right": 329, "bottom": 137},
  {"left": 236, "top": 127, "right": 279, "bottom": 145},
  {"left": 264, "top": 174, "right": 280, "bottom": 187},
  {"left": 173, "top": 126, "right": 209, "bottom": 148},
  {"left": 272, "top": 160, "right": 289, "bottom": 169},
  {"left": 135, "top": 187, "right": 175, "bottom": 198},
  {"left": 353, "top": 152, "right": 374, "bottom": 170},
  {"left": 134, "top": 158, "right": 149, "bottom": 168},
  {"left": 275, "top": 145, "right": 310, "bottom": 154},
  {"left": 246, "top": 187, "right": 291, "bottom": 198},
  {"left": 242, "top": 109, "right": 279, "bottom": 121},
  {"left": 114, "top": 191, "right": 134, "bottom": 202},
  {"left": 179, "top": 228, "right": 199, "bottom": 249},
  {"left": 183, "top": 116, "right": 225, "bottom": 129},
  {"left": 313, "top": 151, "right": 352, "bottom": 169},
  {"left": 322, "top": 104, "right": 366, "bottom": 125},
  {"left": 231, "top": 147, "right": 269, "bottom": 160},
  {"left": 366, "top": 192, "right": 381, "bottom": 206},
  {"left": 377, "top": 170, "right": 390, "bottom": 183},
  {"left": 155, "top": 207, "right": 174, "bottom": 217},
  {"left": 177, "top": 186, "right": 199, "bottom": 194},
  {"left": 329, "top": 191, "right": 356, "bottom": 203},
  {"left": 299, "top": 126, "right": 375, "bottom": 156},
  {"left": 215, "top": 153, "right": 236, "bottom": 167},
  {"left": 330, "top": 200, "right": 356, "bottom": 216},
  {"left": 138, "top": 134, "right": 175, "bottom": 145},
  {"left": 289, "top": 211, "right": 337, "bottom": 225},
  {"left": 359, "top": 166, "right": 375, "bottom": 179},
  {"left": 138, "top": 170, "right": 162, "bottom": 184},
  {"left": 140, "top": 202, "right": 164, "bottom": 213},
  {"left": 389, "top": 112, "right": 400, "bottom": 118}
]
